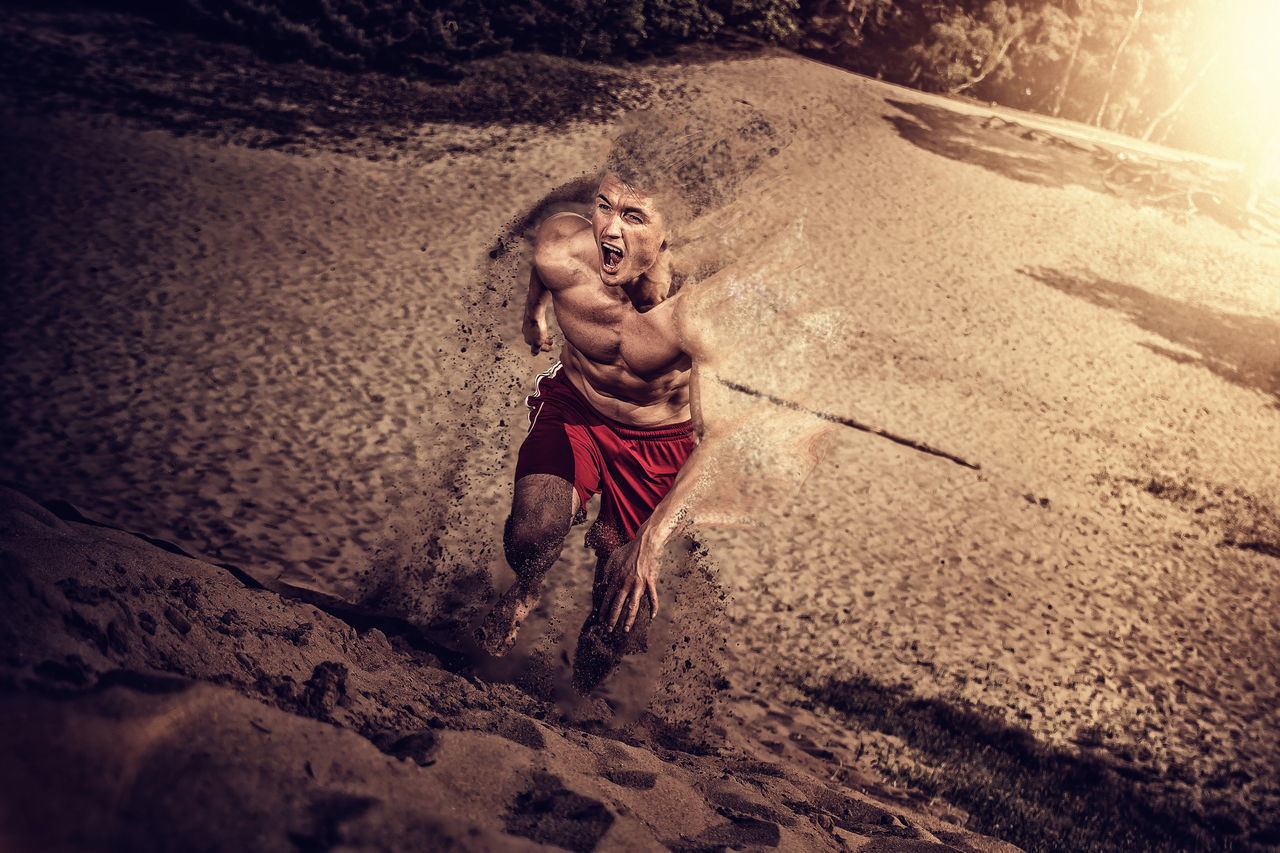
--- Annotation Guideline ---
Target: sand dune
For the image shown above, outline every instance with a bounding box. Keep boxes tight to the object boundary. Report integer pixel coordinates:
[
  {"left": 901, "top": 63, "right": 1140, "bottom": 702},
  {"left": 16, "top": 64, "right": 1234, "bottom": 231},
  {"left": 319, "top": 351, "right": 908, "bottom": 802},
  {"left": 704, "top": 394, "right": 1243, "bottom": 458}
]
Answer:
[
  {"left": 2, "top": 7, "right": 1279, "bottom": 850},
  {"left": 4, "top": 485, "right": 1027, "bottom": 851}
]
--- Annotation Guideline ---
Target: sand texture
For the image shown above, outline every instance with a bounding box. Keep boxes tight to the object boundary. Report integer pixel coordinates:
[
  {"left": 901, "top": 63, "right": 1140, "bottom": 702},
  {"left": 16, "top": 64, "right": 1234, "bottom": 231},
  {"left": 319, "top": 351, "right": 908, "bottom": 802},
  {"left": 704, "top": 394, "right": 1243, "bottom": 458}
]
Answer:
[
  {"left": 2, "top": 7, "right": 1279, "bottom": 851},
  {"left": 1, "top": 484, "right": 1020, "bottom": 852}
]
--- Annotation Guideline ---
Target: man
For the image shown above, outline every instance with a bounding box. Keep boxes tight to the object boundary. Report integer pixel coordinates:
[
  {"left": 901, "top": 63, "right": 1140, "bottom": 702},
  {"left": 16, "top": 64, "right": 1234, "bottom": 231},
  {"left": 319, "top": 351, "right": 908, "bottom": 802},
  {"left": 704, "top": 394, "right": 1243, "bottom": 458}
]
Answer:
[{"left": 476, "top": 170, "right": 702, "bottom": 693}]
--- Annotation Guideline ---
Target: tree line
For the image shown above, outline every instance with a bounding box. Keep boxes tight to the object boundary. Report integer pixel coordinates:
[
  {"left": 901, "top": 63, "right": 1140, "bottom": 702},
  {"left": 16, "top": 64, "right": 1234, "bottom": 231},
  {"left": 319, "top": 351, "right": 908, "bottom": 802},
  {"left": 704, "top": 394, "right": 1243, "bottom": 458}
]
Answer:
[
  {"left": 802, "top": 0, "right": 1276, "bottom": 166},
  {"left": 99, "top": 0, "right": 1276, "bottom": 164}
]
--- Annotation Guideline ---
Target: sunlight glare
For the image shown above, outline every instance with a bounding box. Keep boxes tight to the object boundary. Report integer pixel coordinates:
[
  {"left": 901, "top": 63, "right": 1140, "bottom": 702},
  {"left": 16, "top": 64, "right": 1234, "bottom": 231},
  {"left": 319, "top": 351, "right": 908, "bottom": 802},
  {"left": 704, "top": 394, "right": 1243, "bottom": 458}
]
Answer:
[{"left": 1201, "top": 0, "right": 1280, "bottom": 147}]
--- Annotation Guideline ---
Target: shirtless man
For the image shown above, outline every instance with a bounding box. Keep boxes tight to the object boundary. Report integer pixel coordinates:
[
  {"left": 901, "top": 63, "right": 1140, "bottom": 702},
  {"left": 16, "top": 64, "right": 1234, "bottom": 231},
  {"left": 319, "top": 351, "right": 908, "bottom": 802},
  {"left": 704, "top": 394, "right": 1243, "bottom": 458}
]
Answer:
[{"left": 477, "top": 171, "right": 702, "bottom": 693}]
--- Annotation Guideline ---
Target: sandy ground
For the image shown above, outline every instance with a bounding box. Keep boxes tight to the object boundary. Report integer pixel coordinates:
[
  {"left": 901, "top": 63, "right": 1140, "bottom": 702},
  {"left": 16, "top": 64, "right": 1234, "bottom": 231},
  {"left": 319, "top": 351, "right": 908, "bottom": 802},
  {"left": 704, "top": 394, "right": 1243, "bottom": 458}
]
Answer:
[
  {"left": 2, "top": 8, "right": 1279, "bottom": 851},
  {"left": 4, "top": 484, "right": 1024, "bottom": 852}
]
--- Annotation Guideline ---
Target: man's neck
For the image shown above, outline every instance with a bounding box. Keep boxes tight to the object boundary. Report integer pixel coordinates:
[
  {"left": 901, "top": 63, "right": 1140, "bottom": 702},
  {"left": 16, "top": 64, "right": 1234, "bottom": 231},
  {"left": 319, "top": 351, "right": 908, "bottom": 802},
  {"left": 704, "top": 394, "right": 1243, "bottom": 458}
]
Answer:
[{"left": 619, "top": 252, "right": 672, "bottom": 312}]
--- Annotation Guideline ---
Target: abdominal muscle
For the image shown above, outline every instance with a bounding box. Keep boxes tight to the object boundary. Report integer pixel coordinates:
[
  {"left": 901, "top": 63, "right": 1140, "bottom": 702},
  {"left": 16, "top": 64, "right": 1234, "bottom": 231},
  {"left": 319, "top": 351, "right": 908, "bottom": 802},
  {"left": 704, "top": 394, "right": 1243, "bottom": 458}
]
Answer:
[{"left": 560, "top": 343, "right": 691, "bottom": 427}]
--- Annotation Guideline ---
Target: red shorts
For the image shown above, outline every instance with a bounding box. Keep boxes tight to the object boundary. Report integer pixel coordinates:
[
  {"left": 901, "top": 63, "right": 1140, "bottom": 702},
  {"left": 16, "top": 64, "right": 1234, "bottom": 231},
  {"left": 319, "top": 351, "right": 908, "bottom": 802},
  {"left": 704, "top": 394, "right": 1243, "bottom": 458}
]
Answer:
[{"left": 514, "top": 363, "right": 696, "bottom": 555}]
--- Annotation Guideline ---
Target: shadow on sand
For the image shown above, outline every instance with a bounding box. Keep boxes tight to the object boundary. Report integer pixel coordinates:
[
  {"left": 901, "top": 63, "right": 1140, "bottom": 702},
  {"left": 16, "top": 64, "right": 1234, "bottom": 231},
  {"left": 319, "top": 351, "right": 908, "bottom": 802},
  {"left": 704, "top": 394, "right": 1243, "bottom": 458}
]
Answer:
[
  {"left": 882, "top": 99, "right": 1259, "bottom": 236},
  {"left": 883, "top": 97, "right": 1111, "bottom": 192},
  {"left": 1021, "top": 267, "right": 1280, "bottom": 408},
  {"left": 804, "top": 674, "right": 1277, "bottom": 852}
]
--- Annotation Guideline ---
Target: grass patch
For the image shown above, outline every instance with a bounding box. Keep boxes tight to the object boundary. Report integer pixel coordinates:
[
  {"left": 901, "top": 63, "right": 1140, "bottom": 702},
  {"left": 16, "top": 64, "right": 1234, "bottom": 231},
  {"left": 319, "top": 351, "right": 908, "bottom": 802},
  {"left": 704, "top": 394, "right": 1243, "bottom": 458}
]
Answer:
[{"left": 800, "top": 675, "right": 1265, "bottom": 853}]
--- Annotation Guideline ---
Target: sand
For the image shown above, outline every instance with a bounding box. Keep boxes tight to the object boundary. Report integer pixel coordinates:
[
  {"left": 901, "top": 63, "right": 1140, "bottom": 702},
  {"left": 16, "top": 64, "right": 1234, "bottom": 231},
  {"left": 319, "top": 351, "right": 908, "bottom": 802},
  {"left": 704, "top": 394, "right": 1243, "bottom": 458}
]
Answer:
[
  {"left": 2, "top": 7, "right": 1279, "bottom": 851},
  {"left": 5, "top": 484, "right": 1029, "bottom": 851}
]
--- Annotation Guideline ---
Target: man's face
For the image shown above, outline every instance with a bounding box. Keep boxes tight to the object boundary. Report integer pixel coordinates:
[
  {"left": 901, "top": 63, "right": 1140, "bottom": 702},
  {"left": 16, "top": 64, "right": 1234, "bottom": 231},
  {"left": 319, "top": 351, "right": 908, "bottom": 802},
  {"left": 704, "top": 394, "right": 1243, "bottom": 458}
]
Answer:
[{"left": 592, "top": 174, "right": 665, "bottom": 287}]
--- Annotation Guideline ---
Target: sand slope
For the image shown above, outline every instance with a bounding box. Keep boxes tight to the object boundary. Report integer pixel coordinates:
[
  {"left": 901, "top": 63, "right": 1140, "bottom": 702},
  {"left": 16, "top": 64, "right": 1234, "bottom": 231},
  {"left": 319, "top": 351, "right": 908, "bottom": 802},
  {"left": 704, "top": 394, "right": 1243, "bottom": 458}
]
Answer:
[
  {"left": 1, "top": 485, "right": 1021, "bottom": 852},
  {"left": 2, "top": 8, "right": 1280, "bottom": 849}
]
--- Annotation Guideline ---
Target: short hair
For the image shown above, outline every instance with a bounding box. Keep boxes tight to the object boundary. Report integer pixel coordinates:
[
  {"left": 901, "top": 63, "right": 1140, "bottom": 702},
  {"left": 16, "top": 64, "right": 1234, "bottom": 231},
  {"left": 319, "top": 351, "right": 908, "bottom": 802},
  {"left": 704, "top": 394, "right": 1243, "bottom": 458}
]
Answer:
[{"left": 601, "top": 105, "right": 794, "bottom": 229}]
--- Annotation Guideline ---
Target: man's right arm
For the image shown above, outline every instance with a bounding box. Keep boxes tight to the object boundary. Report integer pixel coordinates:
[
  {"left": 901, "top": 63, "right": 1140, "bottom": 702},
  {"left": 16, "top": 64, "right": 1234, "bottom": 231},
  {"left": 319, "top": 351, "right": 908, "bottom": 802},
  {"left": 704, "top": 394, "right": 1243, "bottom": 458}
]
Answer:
[
  {"left": 523, "top": 265, "right": 554, "bottom": 353},
  {"left": 524, "top": 213, "right": 588, "bottom": 354}
]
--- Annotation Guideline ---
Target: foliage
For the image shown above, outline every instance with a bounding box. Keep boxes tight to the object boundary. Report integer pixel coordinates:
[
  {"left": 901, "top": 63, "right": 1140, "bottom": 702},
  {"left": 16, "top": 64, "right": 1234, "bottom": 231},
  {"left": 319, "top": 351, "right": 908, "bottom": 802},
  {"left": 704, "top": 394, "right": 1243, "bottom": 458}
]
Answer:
[
  {"left": 92, "top": 0, "right": 800, "bottom": 69},
  {"left": 89, "top": 0, "right": 1277, "bottom": 160},
  {"left": 798, "top": 0, "right": 1261, "bottom": 160},
  {"left": 801, "top": 0, "right": 895, "bottom": 54},
  {"left": 903, "top": 1, "right": 1028, "bottom": 93},
  {"left": 999, "top": 3, "right": 1077, "bottom": 108},
  {"left": 721, "top": 0, "right": 802, "bottom": 42}
]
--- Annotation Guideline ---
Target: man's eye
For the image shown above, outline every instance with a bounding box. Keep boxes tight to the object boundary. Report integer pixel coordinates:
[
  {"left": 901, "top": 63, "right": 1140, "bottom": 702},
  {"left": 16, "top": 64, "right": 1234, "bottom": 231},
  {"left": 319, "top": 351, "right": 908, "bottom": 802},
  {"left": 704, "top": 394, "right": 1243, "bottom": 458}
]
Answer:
[
  {"left": 597, "top": 203, "right": 610, "bottom": 212},
  {"left": 625, "top": 214, "right": 642, "bottom": 224}
]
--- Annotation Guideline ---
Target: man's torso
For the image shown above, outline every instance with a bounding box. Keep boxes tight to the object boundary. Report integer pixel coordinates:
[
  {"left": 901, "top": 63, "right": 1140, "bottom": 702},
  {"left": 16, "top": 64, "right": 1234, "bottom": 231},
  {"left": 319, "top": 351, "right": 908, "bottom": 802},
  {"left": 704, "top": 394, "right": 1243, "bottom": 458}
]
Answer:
[{"left": 534, "top": 214, "right": 691, "bottom": 427}]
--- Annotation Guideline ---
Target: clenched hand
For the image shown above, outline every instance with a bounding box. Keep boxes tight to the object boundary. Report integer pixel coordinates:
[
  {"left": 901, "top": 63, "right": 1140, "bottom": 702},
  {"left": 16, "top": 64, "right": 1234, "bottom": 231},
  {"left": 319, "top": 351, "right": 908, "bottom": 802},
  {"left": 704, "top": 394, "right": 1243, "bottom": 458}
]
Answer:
[{"left": 523, "top": 314, "right": 554, "bottom": 354}]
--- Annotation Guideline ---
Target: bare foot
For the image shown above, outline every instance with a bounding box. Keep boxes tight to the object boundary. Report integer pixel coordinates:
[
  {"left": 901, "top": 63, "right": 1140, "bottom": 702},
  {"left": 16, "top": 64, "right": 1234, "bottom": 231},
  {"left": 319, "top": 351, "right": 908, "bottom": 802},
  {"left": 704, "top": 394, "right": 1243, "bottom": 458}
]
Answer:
[{"left": 475, "top": 580, "right": 542, "bottom": 657}]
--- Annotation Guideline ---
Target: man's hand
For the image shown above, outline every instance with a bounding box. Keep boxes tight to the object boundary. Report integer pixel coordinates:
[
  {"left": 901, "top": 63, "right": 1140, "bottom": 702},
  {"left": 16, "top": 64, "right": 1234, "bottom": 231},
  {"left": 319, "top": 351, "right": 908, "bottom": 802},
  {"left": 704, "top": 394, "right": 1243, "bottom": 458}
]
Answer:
[
  {"left": 602, "top": 534, "right": 660, "bottom": 633},
  {"left": 523, "top": 314, "right": 554, "bottom": 354}
]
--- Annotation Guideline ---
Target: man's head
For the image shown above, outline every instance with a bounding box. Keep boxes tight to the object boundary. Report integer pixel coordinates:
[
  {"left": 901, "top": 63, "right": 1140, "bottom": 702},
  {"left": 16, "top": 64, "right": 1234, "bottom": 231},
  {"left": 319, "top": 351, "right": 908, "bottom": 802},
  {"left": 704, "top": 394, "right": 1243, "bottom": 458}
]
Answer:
[
  {"left": 592, "top": 173, "right": 667, "bottom": 287},
  {"left": 599, "top": 105, "right": 794, "bottom": 243}
]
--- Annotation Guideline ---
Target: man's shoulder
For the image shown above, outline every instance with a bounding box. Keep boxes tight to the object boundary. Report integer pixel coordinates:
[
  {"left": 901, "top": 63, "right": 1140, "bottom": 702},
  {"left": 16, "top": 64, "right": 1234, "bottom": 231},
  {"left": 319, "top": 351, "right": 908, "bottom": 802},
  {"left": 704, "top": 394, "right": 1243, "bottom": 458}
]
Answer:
[
  {"left": 666, "top": 287, "right": 709, "bottom": 361},
  {"left": 534, "top": 213, "right": 593, "bottom": 284},
  {"left": 536, "top": 212, "right": 591, "bottom": 249}
]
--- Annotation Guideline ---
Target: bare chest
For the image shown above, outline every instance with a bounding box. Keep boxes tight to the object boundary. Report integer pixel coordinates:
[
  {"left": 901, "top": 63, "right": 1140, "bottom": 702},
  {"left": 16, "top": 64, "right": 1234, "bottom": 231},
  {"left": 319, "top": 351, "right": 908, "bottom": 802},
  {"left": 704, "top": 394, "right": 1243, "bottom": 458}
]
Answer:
[{"left": 552, "top": 284, "right": 683, "bottom": 379}]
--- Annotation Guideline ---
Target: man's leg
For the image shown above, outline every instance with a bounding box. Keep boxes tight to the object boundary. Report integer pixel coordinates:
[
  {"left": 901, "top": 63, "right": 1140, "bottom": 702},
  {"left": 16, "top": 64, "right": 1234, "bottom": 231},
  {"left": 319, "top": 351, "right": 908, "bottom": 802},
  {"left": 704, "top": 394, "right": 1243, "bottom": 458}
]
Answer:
[
  {"left": 569, "top": 427, "right": 694, "bottom": 694},
  {"left": 476, "top": 473, "right": 579, "bottom": 656},
  {"left": 571, "top": 536, "right": 654, "bottom": 695}
]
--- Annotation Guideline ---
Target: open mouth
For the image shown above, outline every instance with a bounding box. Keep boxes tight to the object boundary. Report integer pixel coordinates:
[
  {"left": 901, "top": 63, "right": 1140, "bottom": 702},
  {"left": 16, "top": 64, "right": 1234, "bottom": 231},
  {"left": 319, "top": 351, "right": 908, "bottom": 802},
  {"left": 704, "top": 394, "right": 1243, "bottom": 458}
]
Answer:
[{"left": 601, "top": 243, "right": 623, "bottom": 275}]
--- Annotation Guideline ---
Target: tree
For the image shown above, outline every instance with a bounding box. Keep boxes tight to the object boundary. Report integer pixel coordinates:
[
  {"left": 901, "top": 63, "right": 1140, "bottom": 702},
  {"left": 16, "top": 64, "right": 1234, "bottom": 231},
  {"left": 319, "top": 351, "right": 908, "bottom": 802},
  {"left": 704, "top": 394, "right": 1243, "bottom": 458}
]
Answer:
[
  {"left": 1090, "top": 0, "right": 1142, "bottom": 126},
  {"left": 948, "top": 2, "right": 1029, "bottom": 94},
  {"left": 1047, "top": 0, "right": 1090, "bottom": 116},
  {"left": 799, "top": 0, "right": 897, "bottom": 64},
  {"left": 1005, "top": 0, "right": 1083, "bottom": 112},
  {"left": 904, "top": 1, "right": 1034, "bottom": 96},
  {"left": 1140, "top": 47, "right": 1218, "bottom": 142}
]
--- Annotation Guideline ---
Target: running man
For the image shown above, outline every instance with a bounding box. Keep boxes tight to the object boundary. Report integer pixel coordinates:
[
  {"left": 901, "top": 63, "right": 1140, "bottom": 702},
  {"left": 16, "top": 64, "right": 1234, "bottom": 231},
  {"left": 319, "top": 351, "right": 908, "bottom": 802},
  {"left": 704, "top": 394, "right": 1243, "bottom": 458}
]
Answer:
[
  {"left": 476, "top": 169, "right": 703, "bottom": 693},
  {"left": 475, "top": 106, "right": 795, "bottom": 692}
]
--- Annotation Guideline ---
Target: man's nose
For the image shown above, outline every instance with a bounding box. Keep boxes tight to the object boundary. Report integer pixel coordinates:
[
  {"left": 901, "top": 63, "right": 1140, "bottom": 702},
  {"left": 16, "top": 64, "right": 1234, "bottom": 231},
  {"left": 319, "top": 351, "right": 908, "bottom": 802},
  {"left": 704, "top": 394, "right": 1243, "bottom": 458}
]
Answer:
[{"left": 601, "top": 213, "right": 622, "bottom": 238}]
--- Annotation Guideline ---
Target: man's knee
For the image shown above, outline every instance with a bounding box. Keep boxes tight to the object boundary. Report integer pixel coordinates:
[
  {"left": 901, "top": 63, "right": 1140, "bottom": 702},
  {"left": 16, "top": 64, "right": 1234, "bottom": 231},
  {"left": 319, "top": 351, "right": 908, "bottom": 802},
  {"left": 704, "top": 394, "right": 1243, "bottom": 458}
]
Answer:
[{"left": 504, "top": 503, "right": 570, "bottom": 569}]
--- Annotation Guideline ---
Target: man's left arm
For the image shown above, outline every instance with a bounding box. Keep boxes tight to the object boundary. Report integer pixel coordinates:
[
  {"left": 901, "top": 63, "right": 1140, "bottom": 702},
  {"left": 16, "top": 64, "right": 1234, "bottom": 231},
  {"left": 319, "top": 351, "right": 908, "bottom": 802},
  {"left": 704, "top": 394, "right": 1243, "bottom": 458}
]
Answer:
[{"left": 602, "top": 296, "right": 719, "bottom": 633}]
